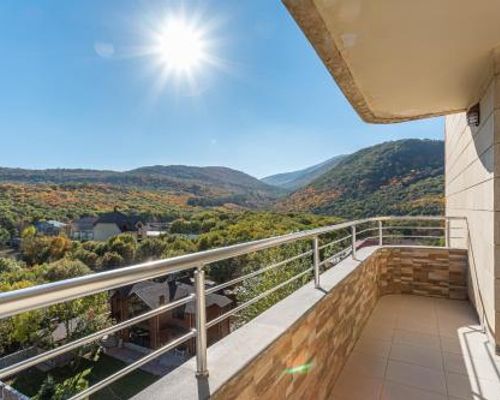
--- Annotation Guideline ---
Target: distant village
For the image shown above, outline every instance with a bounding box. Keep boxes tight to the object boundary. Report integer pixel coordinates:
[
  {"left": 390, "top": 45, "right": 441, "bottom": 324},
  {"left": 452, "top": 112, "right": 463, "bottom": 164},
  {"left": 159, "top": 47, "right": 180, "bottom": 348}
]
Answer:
[
  {"left": 0, "top": 207, "right": 234, "bottom": 395},
  {"left": 31, "top": 208, "right": 171, "bottom": 243}
]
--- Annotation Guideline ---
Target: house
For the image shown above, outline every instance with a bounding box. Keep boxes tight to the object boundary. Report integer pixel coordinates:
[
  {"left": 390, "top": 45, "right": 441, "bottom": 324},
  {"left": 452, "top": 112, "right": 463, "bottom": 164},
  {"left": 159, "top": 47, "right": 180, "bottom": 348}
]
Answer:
[
  {"left": 92, "top": 209, "right": 145, "bottom": 241},
  {"left": 33, "top": 220, "right": 68, "bottom": 236},
  {"left": 143, "top": 222, "right": 170, "bottom": 238},
  {"left": 70, "top": 216, "right": 97, "bottom": 241},
  {"left": 110, "top": 280, "right": 232, "bottom": 352}
]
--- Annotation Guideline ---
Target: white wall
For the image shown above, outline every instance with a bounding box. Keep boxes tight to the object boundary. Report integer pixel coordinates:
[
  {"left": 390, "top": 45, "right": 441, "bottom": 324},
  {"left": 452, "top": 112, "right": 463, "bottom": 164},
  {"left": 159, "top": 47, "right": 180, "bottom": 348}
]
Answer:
[
  {"left": 93, "top": 223, "right": 121, "bottom": 241},
  {"left": 445, "top": 75, "right": 500, "bottom": 350}
]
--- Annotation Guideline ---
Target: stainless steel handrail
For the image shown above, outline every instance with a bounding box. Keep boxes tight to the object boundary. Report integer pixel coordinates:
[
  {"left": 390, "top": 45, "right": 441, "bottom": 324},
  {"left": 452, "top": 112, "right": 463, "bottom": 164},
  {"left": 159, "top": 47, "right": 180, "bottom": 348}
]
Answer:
[
  {"left": 0, "top": 215, "right": 467, "bottom": 398},
  {"left": 318, "top": 234, "right": 352, "bottom": 250},
  {"left": 0, "top": 217, "right": 374, "bottom": 319},
  {"left": 382, "top": 226, "right": 445, "bottom": 230},
  {"left": 0, "top": 294, "right": 195, "bottom": 379},
  {"left": 0, "top": 216, "right": 464, "bottom": 320},
  {"left": 205, "top": 249, "right": 313, "bottom": 295}
]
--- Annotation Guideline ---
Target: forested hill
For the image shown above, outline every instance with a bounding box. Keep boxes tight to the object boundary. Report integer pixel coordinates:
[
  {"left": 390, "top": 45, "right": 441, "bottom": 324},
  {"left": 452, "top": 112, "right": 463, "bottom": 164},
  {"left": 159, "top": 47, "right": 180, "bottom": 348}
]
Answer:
[
  {"left": 261, "top": 154, "right": 347, "bottom": 190},
  {"left": 276, "top": 139, "right": 444, "bottom": 218},
  {"left": 0, "top": 165, "right": 285, "bottom": 207}
]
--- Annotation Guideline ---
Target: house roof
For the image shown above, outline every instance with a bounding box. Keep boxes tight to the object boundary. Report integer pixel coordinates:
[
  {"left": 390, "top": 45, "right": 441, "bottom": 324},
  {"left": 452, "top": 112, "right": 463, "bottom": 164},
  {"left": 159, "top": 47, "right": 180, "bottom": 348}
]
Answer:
[
  {"left": 95, "top": 211, "right": 142, "bottom": 232},
  {"left": 72, "top": 216, "right": 98, "bottom": 231},
  {"left": 283, "top": 0, "right": 500, "bottom": 123},
  {"left": 126, "top": 280, "right": 232, "bottom": 314},
  {"left": 35, "top": 220, "right": 67, "bottom": 229}
]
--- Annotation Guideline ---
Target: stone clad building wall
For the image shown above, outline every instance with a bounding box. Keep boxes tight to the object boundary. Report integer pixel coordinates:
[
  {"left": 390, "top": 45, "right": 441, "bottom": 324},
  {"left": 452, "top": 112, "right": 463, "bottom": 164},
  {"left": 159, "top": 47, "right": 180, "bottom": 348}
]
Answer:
[
  {"left": 445, "top": 57, "right": 500, "bottom": 349},
  {"left": 213, "top": 247, "right": 468, "bottom": 400}
]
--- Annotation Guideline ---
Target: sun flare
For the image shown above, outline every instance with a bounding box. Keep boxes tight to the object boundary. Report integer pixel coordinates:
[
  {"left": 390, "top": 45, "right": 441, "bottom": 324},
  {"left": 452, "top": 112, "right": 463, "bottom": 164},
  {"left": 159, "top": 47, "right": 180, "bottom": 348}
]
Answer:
[
  {"left": 137, "top": 8, "right": 224, "bottom": 95},
  {"left": 157, "top": 18, "right": 206, "bottom": 73}
]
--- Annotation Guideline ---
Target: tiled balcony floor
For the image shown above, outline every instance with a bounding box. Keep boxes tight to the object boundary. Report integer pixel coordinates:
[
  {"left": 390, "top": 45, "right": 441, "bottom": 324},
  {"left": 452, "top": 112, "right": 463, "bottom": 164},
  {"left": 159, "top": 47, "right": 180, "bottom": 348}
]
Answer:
[{"left": 332, "top": 295, "right": 500, "bottom": 400}]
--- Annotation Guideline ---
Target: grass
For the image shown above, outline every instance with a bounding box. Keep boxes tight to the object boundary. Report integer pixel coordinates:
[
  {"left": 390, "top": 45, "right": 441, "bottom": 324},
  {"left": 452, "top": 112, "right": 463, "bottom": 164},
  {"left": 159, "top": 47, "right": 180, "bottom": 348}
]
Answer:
[{"left": 8, "top": 354, "right": 158, "bottom": 399}]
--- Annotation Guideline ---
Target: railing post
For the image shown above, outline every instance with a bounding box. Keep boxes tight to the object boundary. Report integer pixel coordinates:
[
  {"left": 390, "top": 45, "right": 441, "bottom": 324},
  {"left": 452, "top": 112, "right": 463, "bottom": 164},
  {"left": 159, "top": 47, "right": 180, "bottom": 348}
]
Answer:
[
  {"left": 378, "top": 220, "right": 383, "bottom": 246},
  {"left": 313, "top": 236, "right": 320, "bottom": 288},
  {"left": 194, "top": 266, "right": 208, "bottom": 378},
  {"left": 445, "top": 219, "right": 450, "bottom": 248},
  {"left": 351, "top": 225, "right": 357, "bottom": 259}
]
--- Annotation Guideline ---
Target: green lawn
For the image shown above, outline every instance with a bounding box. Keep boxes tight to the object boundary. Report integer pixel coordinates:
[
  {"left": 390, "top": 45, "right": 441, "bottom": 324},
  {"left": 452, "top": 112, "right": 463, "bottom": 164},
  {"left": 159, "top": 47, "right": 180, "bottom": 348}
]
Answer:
[{"left": 8, "top": 354, "right": 158, "bottom": 400}]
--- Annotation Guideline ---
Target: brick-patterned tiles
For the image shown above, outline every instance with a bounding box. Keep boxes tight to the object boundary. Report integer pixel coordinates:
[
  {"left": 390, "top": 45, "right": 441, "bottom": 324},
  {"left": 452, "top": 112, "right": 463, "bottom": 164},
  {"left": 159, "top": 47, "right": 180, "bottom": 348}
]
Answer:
[
  {"left": 213, "top": 247, "right": 472, "bottom": 400},
  {"left": 332, "top": 295, "right": 500, "bottom": 400}
]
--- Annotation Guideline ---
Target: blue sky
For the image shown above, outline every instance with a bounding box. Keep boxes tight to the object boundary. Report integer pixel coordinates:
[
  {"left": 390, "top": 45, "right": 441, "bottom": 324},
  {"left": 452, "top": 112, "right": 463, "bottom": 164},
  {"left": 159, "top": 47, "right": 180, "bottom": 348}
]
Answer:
[{"left": 0, "top": 0, "right": 442, "bottom": 178}]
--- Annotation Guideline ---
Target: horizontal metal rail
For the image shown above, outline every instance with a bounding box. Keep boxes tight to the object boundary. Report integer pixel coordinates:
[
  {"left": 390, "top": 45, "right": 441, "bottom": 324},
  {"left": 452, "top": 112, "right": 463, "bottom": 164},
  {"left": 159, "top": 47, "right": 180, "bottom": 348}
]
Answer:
[
  {"left": 357, "top": 227, "right": 378, "bottom": 235},
  {"left": 0, "top": 218, "right": 376, "bottom": 319},
  {"left": 206, "top": 250, "right": 313, "bottom": 295},
  {"left": 318, "top": 247, "right": 351, "bottom": 267},
  {"left": 382, "top": 226, "right": 445, "bottom": 230},
  {"left": 70, "top": 330, "right": 196, "bottom": 400},
  {"left": 0, "top": 294, "right": 195, "bottom": 379},
  {"left": 0, "top": 216, "right": 465, "bottom": 320},
  {"left": 318, "top": 234, "right": 352, "bottom": 250},
  {"left": 0, "top": 215, "right": 467, "bottom": 398},
  {"left": 206, "top": 267, "right": 313, "bottom": 329},
  {"left": 382, "top": 235, "right": 444, "bottom": 239}
]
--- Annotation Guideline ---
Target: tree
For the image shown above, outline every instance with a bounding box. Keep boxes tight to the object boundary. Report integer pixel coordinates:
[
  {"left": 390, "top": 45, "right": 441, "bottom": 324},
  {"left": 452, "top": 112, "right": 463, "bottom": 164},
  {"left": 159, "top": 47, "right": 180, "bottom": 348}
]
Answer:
[
  {"left": 35, "top": 375, "right": 56, "bottom": 400},
  {"left": 0, "top": 227, "right": 10, "bottom": 246},
  {"left": 0, "top": 259, "right": 110, "bottom": 354},
  {"left": 21, "top": 225, "right": 36, "bottom": 238},
  {"left": 99, "top": 251, "right": 124, "bottom": 270},
  {"left": 136, "top": 238, "right": 168, "bottom": 262},
  {"left": 53, "top": 375, "right": 88, "bottom": 400},
  {"left": 106, "top": 234, "right": 136, "bottom": 264}
]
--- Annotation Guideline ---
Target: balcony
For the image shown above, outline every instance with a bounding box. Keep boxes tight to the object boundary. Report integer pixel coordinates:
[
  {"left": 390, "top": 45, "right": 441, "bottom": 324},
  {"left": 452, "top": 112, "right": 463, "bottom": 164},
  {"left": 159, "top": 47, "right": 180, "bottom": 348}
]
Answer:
[{"left": 0, "top": 216, "right": 499, "bottom": 400}]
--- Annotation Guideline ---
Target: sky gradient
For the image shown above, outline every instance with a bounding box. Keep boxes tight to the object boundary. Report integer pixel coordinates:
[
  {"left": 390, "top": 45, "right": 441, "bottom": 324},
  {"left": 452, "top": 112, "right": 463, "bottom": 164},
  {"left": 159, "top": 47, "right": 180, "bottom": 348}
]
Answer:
[{"left": 0, "top": 0, "right": 443, "bottom": 178}]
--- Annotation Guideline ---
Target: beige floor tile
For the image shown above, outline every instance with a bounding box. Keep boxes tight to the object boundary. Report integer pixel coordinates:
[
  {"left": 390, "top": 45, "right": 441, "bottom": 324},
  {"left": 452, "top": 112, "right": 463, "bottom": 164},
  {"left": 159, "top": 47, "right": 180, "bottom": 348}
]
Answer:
[
  {"left": 335, "top": 296, "right": 500, "bottom": 400},
  {"left": 438, "top": 320, "right": 479, "bottom": 338},
  {"left": 385, "top": 360, "right": 447, "bottom": 394},
  {"left": 360, "top": 321, "right": 395, "bottom": 341},
  {"left": 437, "top": 313, "right": 478, "bottom": 327},
  {"left": 435, "top": 304, "right": 477, "bottom": 322},
  {"left": 440, "top": 335, "right": 463, "bottom": 355},
  {"left": 396, "top": 318, "right": 439, "bottom": 335},
  {"left": 368, "top": 309, "right": 398, "bottom": 327},
  {"left": 354, "top": 337, "right": 392, "bottom": 358},
  {"left": 442, "top": 352, "right": 468, "bottom": 375},
  {"left": 341, "top": 351, "right": 388, "bottom": 379},
  {"left": 331, "top": 372, "right": 383, "bottom": 400},
  {"left": 378, "top": 294, "right": 406, "bottom": 308},
  {"left": 393, "top": 329, "right": 441, "bottom": 349},
  {"left": 445, "top": 371, "right": 500, "bottom": 399},
  {"left": 461, "top": 353, "right": 500, "bottom": 383},
  {"left": 381, "top": 381, "right": 448, "bottom": 400},
  {"left": 445, "top": 371, "right": 474, "bottom": 399},
  {"left": 389, "top": 343, "right": 444, "bottom": 370},
  {"left": 461, "top": 330, "right": 497, "bottom": 358}
]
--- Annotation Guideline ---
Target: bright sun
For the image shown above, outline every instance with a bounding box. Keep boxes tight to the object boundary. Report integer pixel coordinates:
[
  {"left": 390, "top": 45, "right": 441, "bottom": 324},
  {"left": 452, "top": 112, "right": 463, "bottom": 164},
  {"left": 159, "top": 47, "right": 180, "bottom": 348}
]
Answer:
[
  {"left": 142, "top": 9, "right": 223, "bottom": 94},
  {"left": 158, "top": 18, "right": 206, "bottom": 73}
]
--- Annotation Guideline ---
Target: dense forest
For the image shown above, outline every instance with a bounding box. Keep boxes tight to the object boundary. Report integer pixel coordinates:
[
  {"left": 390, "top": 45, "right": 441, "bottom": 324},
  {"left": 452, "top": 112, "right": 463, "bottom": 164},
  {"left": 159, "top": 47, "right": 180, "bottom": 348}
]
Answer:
[
  {"left": 277, "top": 139, "right": 444, "bottom": 217},
  {"left": 0, "top": 165, "right": 284, "bottom": 209}
]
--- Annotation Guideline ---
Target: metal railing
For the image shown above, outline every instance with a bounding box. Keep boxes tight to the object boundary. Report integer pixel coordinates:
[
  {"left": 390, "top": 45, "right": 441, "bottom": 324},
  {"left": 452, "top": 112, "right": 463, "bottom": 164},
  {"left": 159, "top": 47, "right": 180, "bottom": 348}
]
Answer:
[{"left": 0, "top": 216, "right": 466, "bottom": 399}]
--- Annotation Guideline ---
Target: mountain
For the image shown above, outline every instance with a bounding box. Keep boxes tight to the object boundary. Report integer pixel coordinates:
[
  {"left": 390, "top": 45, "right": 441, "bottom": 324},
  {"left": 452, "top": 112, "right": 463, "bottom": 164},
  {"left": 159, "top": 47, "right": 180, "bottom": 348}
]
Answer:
[
  {"left": 262, "top": 154, "right": 347, "bottom": 190},
  {"left": 0, "top": 165, "right": 285, "bottom": 208},
  {"left": 276, "top": 139, "right": 444, "bottom": 218}
]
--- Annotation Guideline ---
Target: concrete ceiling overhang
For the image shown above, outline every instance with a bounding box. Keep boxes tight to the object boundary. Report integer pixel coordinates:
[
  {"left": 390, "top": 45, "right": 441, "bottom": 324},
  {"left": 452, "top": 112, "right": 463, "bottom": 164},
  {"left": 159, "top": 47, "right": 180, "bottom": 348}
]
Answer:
[{"left": 283, "top": 0, "right": 500, "bottom": 123}]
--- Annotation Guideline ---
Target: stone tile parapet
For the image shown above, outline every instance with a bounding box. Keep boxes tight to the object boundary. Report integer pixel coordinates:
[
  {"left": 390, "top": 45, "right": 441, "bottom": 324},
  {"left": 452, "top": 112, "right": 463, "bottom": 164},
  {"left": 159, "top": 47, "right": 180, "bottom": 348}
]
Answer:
[{"left": 132, "top": 246, "right": 468, "bottom": 400}]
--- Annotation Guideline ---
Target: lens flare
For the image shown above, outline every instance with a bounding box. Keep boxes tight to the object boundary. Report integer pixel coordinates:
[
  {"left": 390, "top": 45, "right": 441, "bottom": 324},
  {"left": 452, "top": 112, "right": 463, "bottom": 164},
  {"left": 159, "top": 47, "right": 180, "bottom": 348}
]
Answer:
[
  {"left": 283, "top": 361, "right": 314, "bottom": 375},
  {"left": 156, "top": 17, "right": 207, "bottom": 74}
]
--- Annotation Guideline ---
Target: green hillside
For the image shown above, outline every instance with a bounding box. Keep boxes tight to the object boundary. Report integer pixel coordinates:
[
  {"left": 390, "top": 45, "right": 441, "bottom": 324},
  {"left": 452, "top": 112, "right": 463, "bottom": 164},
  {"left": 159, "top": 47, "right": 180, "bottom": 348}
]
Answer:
[
  {"left": 0, "top": 165, "right": 285, "bottom": 208},
  {"left": 261, "top": 154, "right": 347, "bottom": 190},
  {"left": 277, "top": 139, "right": 444, "bottom": 218}
]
